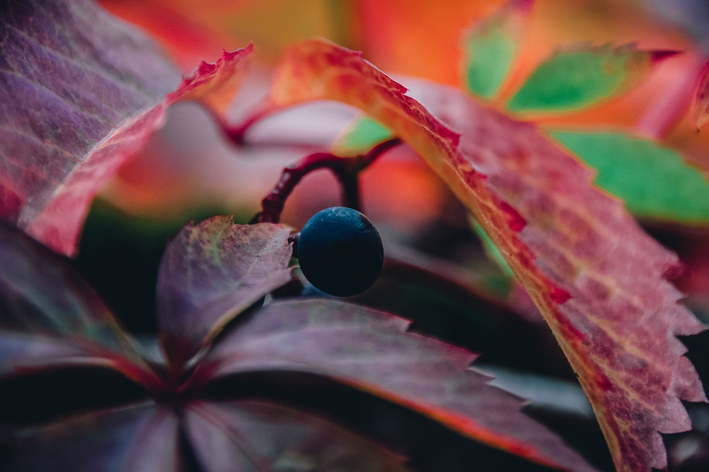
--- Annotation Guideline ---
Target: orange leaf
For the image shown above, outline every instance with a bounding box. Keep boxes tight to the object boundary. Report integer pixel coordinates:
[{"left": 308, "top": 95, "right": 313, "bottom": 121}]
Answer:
[{"left": 269, "top": 39, "right": 707, "bottom": 471}]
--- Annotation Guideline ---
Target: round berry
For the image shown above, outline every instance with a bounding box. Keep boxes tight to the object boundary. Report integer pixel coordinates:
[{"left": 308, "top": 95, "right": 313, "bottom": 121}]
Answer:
[{"left": 297, "top": 207, "right": 383, "bottom": 297}]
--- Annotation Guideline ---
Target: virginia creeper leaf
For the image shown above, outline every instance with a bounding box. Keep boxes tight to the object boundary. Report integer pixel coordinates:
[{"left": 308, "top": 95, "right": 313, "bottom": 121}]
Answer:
[
  {"left": 5, "top": 403, "right": 180, "bottom": 471},
  {"left": 696, "top": 59, "right": 709, "bottom": 130},
  {"left": 506, "top": 44, "right": 676, "bottom": 113},
  {"left": 552, "top": 131, "right": 709, "bottom": 224},
  {"left": 0, "top": 0, "right": 251, "bottom": 256},
  {"left": 184, "top": 400, "right": 409, "bottom": 471},
  {"left": 0, "top": 221, "right": 156, "bottom": 387},
  {"left": 156, "top": 216, "right": 293, "bottom": 364},
  {"left": 464, "top": 0, "right": 533, "bottom": 99},
  {"left": 268, "top": 39, "right": 706, "bottom": 471},
  {"left": 203, "top": 298, "right": 596, "bottom": 471}
]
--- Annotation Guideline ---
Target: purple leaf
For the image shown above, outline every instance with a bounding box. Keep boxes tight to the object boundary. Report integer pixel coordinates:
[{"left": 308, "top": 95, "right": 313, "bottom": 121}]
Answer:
[
  {"left": 0, "top": 0, "right": 253, "bottom": 256},
  {"left": 199, "top": 298, "right": 597, "bottom": 471},
  {"left": 156, "top": 217, "right": 293, "bottom": 365},
  {"left": 5, "top": 403, "right": 180, "bottom": 472},
  {"left": 184, "top": 400, "right": 408, "bottom": 471},
  {"left": 0, "top": 0, "right": 177, "bottom": 251},
  {"left": 0, "top": 221, "right": 156, "bottom": 386}
]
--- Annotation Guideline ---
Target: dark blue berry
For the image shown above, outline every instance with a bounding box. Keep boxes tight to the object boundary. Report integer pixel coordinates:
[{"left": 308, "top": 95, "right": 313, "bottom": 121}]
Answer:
[{"left": 297, "top": 207, "right": 383, "bottom": 297}]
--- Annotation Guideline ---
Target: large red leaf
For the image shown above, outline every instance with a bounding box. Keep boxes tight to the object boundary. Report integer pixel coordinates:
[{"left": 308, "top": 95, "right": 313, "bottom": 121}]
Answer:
[
  {"left": 0, "top": 221, "right": 157, "bottom": 388},
  {"left": 184, "top": 400, "right": 409, "bottom": 471},
  {"left": 268, "top": 39, "right": 706, "bottom": 471},
  {"left": 0, "top": 0, "right": 251, "bottom": 256},
  {"left": 156, "top": 217, "right": 293, "bottom": 365},
  {"left": 5, "top": 403, "right": 180, "bottom": 472},
  {"left": 200, "top": 298, "right": 597, "bottom": 471}
]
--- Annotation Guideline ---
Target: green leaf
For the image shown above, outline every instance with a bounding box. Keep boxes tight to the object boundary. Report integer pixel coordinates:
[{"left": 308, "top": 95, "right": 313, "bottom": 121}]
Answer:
[
  {"left": 471, "top": 218, "right": 515, "bottom": 278},
  {"left": 507, "top": 45, "right": 674, "bottom": 113},
  {"left": 551, "top": 130, "right": 709, "bottom": 224},
  {"left": 333, "top": 116, "right": 393, "bottom": 155},
  {"left": 464, "top": 0, "right": 533, "bottom": 99}
]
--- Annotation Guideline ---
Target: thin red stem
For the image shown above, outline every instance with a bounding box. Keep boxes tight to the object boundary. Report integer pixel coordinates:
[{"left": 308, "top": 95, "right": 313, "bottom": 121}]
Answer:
[
  {"left": 257, "top": 138, "right": 402, "bottom": 223},
  {"left": 222, "top": 107, "right": 273, "bottom": 146}
]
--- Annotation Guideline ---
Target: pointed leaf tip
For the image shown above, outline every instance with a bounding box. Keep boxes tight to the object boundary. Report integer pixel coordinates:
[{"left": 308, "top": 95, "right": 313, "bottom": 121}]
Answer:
[
  {"left": 156, "top": 217, "right": 293, "bottom": 365},
  {"left": 551, "top": 131, "right": 709, "bottom": 224},
  {"left": 649, "top": 50, "right": 681, "bottom": 63},
  {"left": 507, "top": 44, "right": 674, "bottom": 113}
]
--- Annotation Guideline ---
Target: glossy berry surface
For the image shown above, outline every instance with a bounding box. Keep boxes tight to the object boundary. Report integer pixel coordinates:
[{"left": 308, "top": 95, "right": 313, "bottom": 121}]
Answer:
[{"left": 297, "top": 207, "right": 383, "bottom": 297}]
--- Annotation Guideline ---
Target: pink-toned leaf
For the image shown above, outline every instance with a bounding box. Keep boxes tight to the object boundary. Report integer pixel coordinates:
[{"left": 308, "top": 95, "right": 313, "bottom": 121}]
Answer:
[
  {"left": 0, "top": 221, "right": 157, "bottom": 388},
  {"left": 200, "top": 298, "right": 596, "bottom": 471},
  {"left": 184, "top": 400, "right": 408, "bottom": 471},
  {"left": 0, "top": 0, "right": 251, "bottom": 256},
  {"left": 156, "top": 216, "right": 293, "bottom": 365},
  {"left": 268, "top": 39, "right": 706, "bottom": 471},
  {"left": 5, "top": 403, "right": 179, "bottom": 472},
  {"left": 695, "top": 59, "right": 709, "bottom": 130}
]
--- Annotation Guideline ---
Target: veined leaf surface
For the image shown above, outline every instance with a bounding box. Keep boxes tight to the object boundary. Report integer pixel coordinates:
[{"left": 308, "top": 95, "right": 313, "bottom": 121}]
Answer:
[
  {"left": 551, "top": 131, "right": 709, "bottom": 225},
  {"left": 184, "top": 400, "right": 409, "bottom": 471},
  {"left": 506, "top": 44, "right": 675, "bottom": 113},
  {"left": 156, "top": 217, "right": 293, "bottom": 365},
  {"left": 0, "top": 0, "right": 251, "bottom": 256},
  {"left": 203, "top": 298, "right": 597, "bottom": 471},
  {"left": 269, "top": 39, "right": 706, "bottom": 471}
]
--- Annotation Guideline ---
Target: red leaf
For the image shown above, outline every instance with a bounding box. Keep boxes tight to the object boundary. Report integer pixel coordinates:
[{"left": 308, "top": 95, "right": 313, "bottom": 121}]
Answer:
[
  {"left": 201, "top": 298, "right": 597, "bottom": 471},
  {"left": 5, "top": 403, "right": 180, "bottom": 472},
  {"left": 268, "top": 39, "right": 706, "bottom": 471},
  {"left": 0, "top": 221, "right": 157, "bottom": 388},
  {"left": 156, "top": 217, "right": 293, "bottom": 365},
  {"left": 184, "top": 400, "right": 408, "bottom": 471},
  {"left": 0, "top": 0, "right": 251, "bottom": 256},
  {"left": 695, "top": 59, "right": 709, "bottom": 130}
]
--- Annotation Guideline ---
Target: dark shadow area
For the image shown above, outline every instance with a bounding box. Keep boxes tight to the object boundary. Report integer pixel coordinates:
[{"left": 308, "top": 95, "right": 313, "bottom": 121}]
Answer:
[
  {"left": 0, "top": 366, "right": 148, "bottom": 426},
  {"left": 353, "top": 261, "right": 575, "bottom": 379},
  {"left": 523, "top": 404, "right": 614, "bottom": 472},
  {"left": 72, "top": 199, "right": 234, "bottom": 334}
]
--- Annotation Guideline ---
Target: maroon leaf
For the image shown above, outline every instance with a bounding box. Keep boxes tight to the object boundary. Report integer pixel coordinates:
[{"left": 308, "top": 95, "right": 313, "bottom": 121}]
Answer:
[
  {"left": 0, "top": 0, "right": 252, "bottom": 256},
  {"left": 0, "top": 221, "right": 158, "bottom": 388},
  {"left": 156, "top": 217, "right": 293, "bottom": 365},
  {"left": 5, "top": 403, "right": 179, "bottom": 472},
  {"left": 184, "top": 400, "right": 408, "bottom": 471},
  {"left": 198, "top": 298, "right": 596, "bottom": 471}
]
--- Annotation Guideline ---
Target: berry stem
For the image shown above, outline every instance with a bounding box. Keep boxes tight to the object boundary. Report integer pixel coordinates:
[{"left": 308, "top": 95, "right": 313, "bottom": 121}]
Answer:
[{"left": 258, "top": 138, "right": 402, "bottom": 223}]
